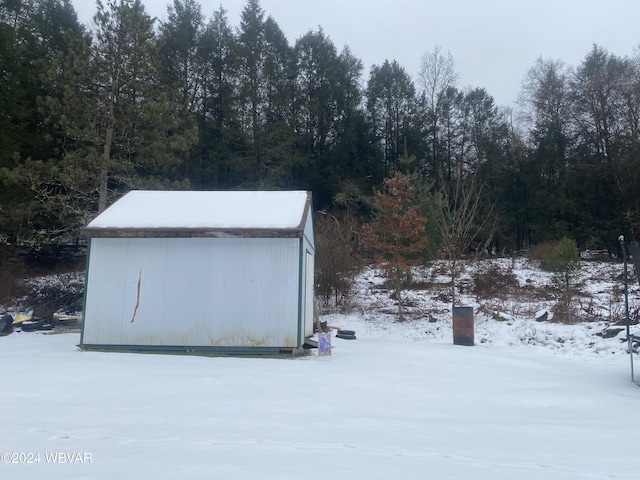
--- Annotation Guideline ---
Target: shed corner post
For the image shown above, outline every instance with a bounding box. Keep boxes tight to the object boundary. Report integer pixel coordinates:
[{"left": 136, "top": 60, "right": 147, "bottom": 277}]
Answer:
[{"left": 79, "top": 238, "right": 92, "bottom": 347}]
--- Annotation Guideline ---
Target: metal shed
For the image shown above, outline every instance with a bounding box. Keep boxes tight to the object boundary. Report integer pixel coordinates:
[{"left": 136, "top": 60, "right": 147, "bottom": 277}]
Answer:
[{"left": 80, "top": 190, "right": 315, "bottom": 355}]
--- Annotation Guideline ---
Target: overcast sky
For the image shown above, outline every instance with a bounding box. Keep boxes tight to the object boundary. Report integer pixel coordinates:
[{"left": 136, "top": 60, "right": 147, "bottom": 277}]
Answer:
[{"left": 72, "top": 0, "right": 640, "bottom": 107}]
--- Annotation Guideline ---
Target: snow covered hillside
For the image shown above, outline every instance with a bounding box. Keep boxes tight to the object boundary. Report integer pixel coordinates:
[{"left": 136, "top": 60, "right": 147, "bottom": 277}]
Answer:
[
  {"left": 0, "top": 256, "right": 639, "bottom": 480},
  {"left": 323, "top": 256, "right": 640, "bottom": 356}
]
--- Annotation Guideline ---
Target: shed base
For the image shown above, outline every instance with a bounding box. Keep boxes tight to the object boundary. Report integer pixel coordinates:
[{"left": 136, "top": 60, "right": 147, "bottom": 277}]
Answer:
[{"left": 79, "top": 343, "right": 304, "bottom": 357}]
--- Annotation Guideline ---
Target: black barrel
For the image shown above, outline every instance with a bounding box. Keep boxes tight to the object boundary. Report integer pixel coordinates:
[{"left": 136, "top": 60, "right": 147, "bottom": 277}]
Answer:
[{"left": 452, "top": 306, "right": 474, "bottom": 346}]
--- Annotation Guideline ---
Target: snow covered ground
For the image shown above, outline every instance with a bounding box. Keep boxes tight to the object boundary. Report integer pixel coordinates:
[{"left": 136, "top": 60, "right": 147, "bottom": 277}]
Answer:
[{"left": 1, "top": 257, "right": 639, "bottom": 479}]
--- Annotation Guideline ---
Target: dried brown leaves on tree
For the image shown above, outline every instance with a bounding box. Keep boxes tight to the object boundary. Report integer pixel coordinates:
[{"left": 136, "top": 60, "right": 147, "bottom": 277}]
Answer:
[{"left": 362, "top": 172, "right": 429, "bottom": 321}]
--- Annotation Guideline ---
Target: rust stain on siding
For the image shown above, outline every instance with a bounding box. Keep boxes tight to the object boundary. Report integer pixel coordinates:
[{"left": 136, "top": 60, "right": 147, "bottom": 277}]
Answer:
[{"left": 130, "top": 269, "right": 142, "bottom": 323}]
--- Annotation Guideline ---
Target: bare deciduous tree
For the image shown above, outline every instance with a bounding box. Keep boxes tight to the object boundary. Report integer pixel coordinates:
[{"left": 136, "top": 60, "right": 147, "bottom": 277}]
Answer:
[
  {"left": 418, "top": 45, "right": 458, "bottom": 112},
  {"left": 418, "top": 45, "right": 459, "bottom": 178},
  {"left": 315, "top": 209, "right": 361, "bottom": 310},
  {"left": 436, "top": 170, "right": 495, "bottom": 306}
]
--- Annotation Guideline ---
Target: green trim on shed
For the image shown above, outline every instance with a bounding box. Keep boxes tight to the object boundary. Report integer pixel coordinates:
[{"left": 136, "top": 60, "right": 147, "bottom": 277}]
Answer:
[
  {"left": 79, "top": 343, "right": 302, "bottom": 356},
  {"left": 297, "top": 237, "right": 304, "bottom": 347},
  {"left": 79, "top": 238, "right": 92, "bottom": 347}
]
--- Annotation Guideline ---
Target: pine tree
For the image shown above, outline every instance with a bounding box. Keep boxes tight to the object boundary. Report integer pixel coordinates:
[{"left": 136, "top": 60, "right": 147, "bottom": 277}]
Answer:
[
  {"left": 158, "top": 0, "right": 203, "bottom": 114},
  {"left": 43, "top": 0, "right": 195, "bottom": 217},
  {"left": 237, "top": 0, "right": 267, "bottom": 181},
  {"left": 195, "top": 5, "right": 243, "bottom": 188},
  {"left": 0, "top": 0, "right": 85, "bottom": 244},
  {"left": 366, "top": 60, "right": 419, "bottom": 176}
]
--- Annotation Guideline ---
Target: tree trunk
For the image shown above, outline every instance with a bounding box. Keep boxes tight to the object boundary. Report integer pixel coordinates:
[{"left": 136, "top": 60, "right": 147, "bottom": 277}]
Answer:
[
  {"left": 396, "top": 273, "right": 404, "bottom": 321},
  {"left": 450, "top": 258, "right": 457, "bottom": 307},
  {"left": 98, "top": 123, "right": 114, "bottom": 213}
]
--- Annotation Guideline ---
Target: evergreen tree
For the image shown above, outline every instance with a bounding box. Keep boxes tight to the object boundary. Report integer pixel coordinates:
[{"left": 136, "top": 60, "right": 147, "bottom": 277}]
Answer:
[
  {"left": 366, "top": 60, "right": 418, "bottom": 177},
  {"left": 329, "top": 47, "right": 381, "bottom": 211},
  {"left": 158, "top": 0, "right": 203, "bottom": 114},
  {"left": 195, "top": 5, "right": 244, "bottom": 188},
  {"left": 569, "top": 45, "right": 636, "bottom": 248},
  {"left": 157, "top": 0, "right": 204, "bottom": 183},
  {"left": 518, "top": 58, "right": 575, "bottom": 244},
  {"left": 293, "top": 27, "right": 344, "bottom": 204},
  {"left": 236, "top": 0, "right": 268, "bottom": 182},
  {"left": 41, "top": 0, "right": 195, "bottom": 224},
  {"left": 259, "top": 15, "right": 296, "bottom": 187},
  {"left": 459, "top": 88, "right": 510, "bottom": 249},
  {"left": 0, "top": 0, "right": 84, "bottom": 243}
]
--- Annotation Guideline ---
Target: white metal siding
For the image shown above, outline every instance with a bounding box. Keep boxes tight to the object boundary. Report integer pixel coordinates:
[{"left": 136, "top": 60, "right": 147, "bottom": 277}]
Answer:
[{"left": 83, "top": 237, "right": 301, "bottom": 348}]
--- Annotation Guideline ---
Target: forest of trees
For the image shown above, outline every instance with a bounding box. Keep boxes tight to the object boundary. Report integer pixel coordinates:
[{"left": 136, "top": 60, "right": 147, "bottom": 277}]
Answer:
[{"left": 2, "top": 0, "right": 640, "bottom": 260}]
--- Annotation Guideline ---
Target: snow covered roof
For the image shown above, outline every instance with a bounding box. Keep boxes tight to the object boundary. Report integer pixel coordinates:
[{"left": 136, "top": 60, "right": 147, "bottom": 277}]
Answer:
[{"left": 82, "top": 190, "right": 312, "bottom": 238}]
